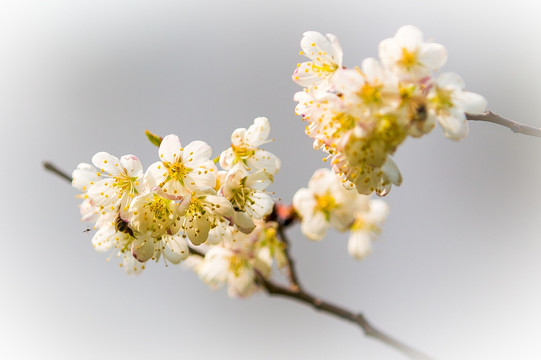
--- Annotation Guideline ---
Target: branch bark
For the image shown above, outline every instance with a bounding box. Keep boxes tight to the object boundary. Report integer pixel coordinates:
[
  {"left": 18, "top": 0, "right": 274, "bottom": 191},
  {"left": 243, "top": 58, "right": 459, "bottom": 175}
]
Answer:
[
  {"left": 276, "top": 223, "right": 302, "bottom": 291},
  {"left": 467, "top": 111, "right": 541, "bottom": 137},
  {"left": 257, "top": 276, "right": 434, "bottom": 360},
  {"left": 273, "top": 227, "right": 435, "bottom": 360}
]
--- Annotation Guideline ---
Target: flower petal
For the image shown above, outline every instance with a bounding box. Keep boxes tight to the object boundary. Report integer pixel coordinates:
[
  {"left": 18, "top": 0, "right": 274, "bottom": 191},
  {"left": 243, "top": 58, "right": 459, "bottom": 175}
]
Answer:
[
  {"left": 163, "top": 234, "right": 189, "bottom": 264},
  {"left": 454, "top": 91, "right": 487, "bottom": 114},
  {"left": 187, "top": 214, "right": 211, "bottom": 245},
  {"left": 92, "top": 152, "right": 121, "bottom": 175},
  {"left": 348, "top": 231, "right": 372, "bottom": 260},
  {"left": 300, "top": 211, "right": 329, "bottom": 241},
  {"left": 72, "top": 163, "right": 98, "bottom": 192},
  {"left": 245, "top": 117, "right": 270, "bottom": 147},
  {"left": 131, "top": 236, "right": 155, "bottom": 262},
  {"left": 437, "top": 108, "right": 468, "bottom": 141},
  {"left": 418, "top": 43, "right": 447, "bottom": 70},
  {"left": 120, "top": 155, "right": 144, "bottom": 177},
  {"left": 394, "top": 25, "right": 423, "bottom": 51},
  {"left": 182, "top": 140, "right": 213, "bottom": 167},
  {"left": 159, "top": 134, "right": 182, "bottom": 163}
]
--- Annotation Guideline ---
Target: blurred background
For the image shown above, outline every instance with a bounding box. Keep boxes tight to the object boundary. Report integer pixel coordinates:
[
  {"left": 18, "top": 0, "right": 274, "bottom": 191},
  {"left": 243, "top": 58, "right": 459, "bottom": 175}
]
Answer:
[{"left": 1, "top": 0, "right": 541, "bottom": 359}]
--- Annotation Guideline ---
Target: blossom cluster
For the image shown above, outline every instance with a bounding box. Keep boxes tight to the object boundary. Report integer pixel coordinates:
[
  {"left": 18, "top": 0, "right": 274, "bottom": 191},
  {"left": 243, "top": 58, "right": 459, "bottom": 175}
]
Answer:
[
  {"left": 293, "top": 25, "right": 487, "bottom": 196},
  {"left": 72, "top": 118, "right": 283, "bottom": 290},
  {"left": 293, "top": 168, "right": 389, "bottom": 259}
]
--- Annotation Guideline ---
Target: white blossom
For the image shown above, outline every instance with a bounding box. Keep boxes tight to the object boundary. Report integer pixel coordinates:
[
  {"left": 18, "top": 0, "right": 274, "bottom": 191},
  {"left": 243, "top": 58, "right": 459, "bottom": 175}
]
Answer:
[
  {"left": 428, "top": 72, "right": 487, "bottom": 140},
  {"left": 347, "top": 199, "right": 389, "bottom": 260},
  {"left": 293, "top": 168, "right": 368, "bottom": 240},
  {"left": 145, "top": 135, "right": 216, "bottom": 198},
  {"left": 379, "top": 25, "right": 447, "bottom": 80},
  {"left": 292, "top": 31, "right": 343, "bottom": 89},
  {"left": 87, "top": 152, "right": 144, "bottom": 219},
  {"left": 219, "top": 117, "right": 280, "bottom": 175}
]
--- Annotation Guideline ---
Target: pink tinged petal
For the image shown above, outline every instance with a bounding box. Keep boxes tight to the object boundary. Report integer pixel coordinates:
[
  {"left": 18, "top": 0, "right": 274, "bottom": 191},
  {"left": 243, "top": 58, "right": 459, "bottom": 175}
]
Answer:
[
  {"left": 219, "top": 148, "right": 236, "bottom": 170},
  {"left": 163, "top": 234, "right": 189, "bottom": 264},
  {"left": 162, "top": 180, "right": 189, "bottom": 198},
  {"left": 394, "top": 25, "right": 423, "bottom": 51},
  {"left": 436, "top": 72, "right": 465, "bottom": 91},
  {"left": 159, "top": 134, "right": 183, "bottom": 163},
  {"left": 177, "top": 193, "right": 191, "bottom": 215},
  {"left": 301, "top": 212, "right": 329, "bottom": 241},
  {"left": 182, "top": 140, "right": 213, "bottom": 167},
  {"left": 438, "top": 108, "right": 468, "bottom": 141},
  {"left": 246, "top": 150, "right": 281, "bottom": 175},
  {"left": 131, "top": 236, "right": 155, "bottom": 262},
  {"left": 224, "top": 167, "right": 246, "bottom": 190},
  {"left": 454, "top": 91, "right": 487, "bottom": 114},
  {"left": 120, "top": 155, "right": 144, "bottom": 177},
  {"left": 187, "top": 214, "right": 211, "bottom": 245},
  {"left": 144, "top": 162, "right": 167, "bottom": 189},
  {"left": 348, "top": 231, "right": 372, "bottom": 260},
  {"left": 233, "top": 211, "right": 256, "bottom": 234},
  {"left": 92, "top": 152, "right": 121, "bottom": 175},
  {"left": 72, "top": 163, "right": 98, "bottom": 191},
  {"left": 245, "top": 117, "right": 270, "bottom": 146},
  {"left": 418, "top": 43, "right": 447, "bottom": 70}
]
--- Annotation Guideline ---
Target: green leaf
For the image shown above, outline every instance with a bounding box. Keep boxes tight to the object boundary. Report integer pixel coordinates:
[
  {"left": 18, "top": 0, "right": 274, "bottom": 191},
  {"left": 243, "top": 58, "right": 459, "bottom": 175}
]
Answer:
[{"left": 145, "top": 129, "right": 163, "bottom": 147}]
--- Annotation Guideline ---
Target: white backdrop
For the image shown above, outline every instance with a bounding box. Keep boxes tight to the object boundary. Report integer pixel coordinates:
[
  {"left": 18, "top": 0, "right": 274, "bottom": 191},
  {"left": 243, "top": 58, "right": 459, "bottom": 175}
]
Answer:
[{"left": 1, "top": 1, "right": 541, "bottom": 359}]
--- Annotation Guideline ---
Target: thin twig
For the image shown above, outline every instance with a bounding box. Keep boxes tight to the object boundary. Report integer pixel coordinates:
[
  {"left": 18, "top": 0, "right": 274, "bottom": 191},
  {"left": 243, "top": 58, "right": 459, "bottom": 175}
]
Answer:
[
  {"left": 276, "top": 223, "right": 302, "bottom": 291},
  {"left": 43, "top": 161, "right": 73, "bottom": 182},
  {"left": 467, "top": 111, "right": 541, "bottom": 137},
  {"left": 257, "top": 276, "right": 435, "bottom": 360}
]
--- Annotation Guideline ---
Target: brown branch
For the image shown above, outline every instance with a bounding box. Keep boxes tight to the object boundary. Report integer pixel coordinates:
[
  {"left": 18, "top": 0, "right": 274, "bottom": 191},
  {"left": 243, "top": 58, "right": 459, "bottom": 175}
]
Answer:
[
  {"left": 257, "top": 276, "right": 435, "bottom": 360},
  {"left": 276, "top": 223, "right": 302, "bottom": 291},
  {"left": 467, "top": 111, "right": 541, "bottom": 137},
  {"left": 43, "top": 161, "right": 73, "bottom": 182}
]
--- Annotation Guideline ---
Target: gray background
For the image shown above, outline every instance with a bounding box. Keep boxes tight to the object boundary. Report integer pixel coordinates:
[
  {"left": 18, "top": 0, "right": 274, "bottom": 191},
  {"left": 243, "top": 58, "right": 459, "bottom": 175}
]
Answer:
[{"left": 1, "top": 0, "right": 541, "bottom": 359}]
